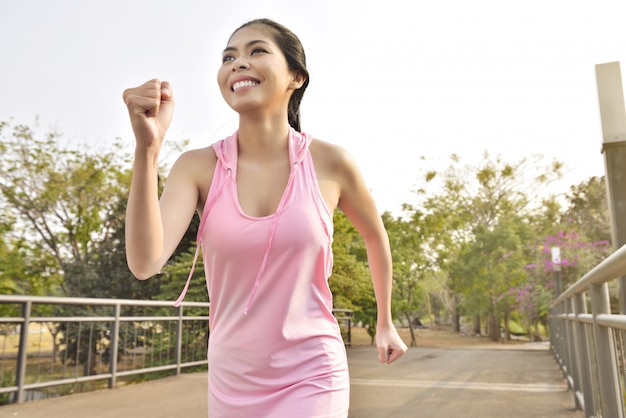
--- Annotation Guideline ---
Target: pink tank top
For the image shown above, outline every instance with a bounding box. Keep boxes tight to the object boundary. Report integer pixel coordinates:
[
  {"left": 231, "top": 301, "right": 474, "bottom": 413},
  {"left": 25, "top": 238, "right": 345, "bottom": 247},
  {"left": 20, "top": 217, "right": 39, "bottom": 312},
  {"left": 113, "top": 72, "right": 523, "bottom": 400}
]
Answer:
[{"left": 175, "top": 129, "right": 349, "bottom": 418}]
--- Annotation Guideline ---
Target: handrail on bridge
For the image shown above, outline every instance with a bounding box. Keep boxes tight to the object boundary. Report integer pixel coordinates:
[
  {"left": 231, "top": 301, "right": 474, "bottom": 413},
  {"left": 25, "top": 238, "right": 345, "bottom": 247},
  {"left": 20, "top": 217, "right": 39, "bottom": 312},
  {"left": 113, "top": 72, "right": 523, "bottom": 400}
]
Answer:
[
  {"left": 551, "top": 243, "right": 626, "bottom": 418},
  {"left": 0, "top": 295, "right": 353, "bottom": 405},
  {"left": 0, "top": 295, "right": 211, "bottom": 405}
]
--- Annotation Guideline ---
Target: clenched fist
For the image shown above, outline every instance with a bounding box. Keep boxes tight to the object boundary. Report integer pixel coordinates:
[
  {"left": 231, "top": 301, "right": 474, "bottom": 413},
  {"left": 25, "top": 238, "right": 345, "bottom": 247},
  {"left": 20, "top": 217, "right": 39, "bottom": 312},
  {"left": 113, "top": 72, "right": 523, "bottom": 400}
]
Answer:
[{"left": 123, "top": 79, "right": 174, "bottom": 153}]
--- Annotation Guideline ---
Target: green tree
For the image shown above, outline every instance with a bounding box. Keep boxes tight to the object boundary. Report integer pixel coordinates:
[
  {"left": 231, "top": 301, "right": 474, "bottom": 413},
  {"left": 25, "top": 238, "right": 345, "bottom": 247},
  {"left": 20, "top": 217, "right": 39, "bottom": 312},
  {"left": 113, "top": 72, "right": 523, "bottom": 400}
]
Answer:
[
  {"left": 561, "top": 176, "right": 611, "bottom": 246},
  {"left": 449, "top": 216, "right": 531, "bottom": 341},
  {"left": 63, "top": 195, "right": 164, "bottom": 302},
  {"left": 0, "top": 119, "right": 131, "bottom": 295},
  {"left": 0, "top": 119, "right": 181, "bottom": 375},
  {"left": 157, "top": 214, "right": 205, "bottom": 303},
  {"left": 0, "top": 194, "right": 62, "bottom": 298},
  {"left": 329, "top": 211, "right": 376, "bottom": 343},
  {"left": 382, "top": 211, "right": 430, "bottom": 347},
  {"left": 0, "top": 118, "right": 201, "bottom": 376},
  {"left": 413, "top": 152, "right": 563, "bottom": 336}
]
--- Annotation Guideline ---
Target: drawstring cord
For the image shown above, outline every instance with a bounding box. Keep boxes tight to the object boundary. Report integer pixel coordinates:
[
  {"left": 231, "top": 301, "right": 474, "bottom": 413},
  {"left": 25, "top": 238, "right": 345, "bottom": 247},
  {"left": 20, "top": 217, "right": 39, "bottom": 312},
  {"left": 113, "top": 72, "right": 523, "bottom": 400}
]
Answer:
[
  {"left": 174, "top": 167, "right": 233, "bottom": 307},
  {"left": 243, "top": 161, "right": 299, "bottom": 315},
  {"left": 242, "top": 215, "right": 279, "bottom": 315}
]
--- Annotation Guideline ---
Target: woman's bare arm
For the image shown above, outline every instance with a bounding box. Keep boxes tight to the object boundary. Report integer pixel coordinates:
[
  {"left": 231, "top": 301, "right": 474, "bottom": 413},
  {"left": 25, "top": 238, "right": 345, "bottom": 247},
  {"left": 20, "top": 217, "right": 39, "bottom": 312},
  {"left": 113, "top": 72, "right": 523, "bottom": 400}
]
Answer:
[
  {"left": 312, "top": 140, "right": 407, "bottom": 363},
  {"left": 123, "top": 79, "right": 205, "bottom": 279}
]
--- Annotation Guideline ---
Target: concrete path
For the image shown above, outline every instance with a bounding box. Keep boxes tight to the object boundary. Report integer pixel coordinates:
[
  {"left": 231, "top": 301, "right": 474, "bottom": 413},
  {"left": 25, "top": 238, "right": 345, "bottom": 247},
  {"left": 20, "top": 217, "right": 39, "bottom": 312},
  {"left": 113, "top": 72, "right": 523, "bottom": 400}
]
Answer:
[
  {"left": 348, "top": 343, "right": 581, "bottom": 418},
  {"left": 0, "top": 343, "right": 583, "bottom": 418}
]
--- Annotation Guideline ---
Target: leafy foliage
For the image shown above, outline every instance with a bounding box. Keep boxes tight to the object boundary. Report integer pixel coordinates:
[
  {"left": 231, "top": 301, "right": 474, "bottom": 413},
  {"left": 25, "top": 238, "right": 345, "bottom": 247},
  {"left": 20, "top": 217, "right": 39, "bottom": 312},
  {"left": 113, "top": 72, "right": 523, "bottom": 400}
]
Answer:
[
  {"left": 0, "top": 119, "right": 132, "bottom": 296},
  {"left": 329, "top": 212, "right": 376, "bottom": 338},
  {"left": 409, "top": 152, "right": 567, "bottom": 339},
  {"left": 158, "top": 214, "right": 206, "bottom": 303},
  {"left": 561, "top": 176, "right": 611, "bottom": 245}
]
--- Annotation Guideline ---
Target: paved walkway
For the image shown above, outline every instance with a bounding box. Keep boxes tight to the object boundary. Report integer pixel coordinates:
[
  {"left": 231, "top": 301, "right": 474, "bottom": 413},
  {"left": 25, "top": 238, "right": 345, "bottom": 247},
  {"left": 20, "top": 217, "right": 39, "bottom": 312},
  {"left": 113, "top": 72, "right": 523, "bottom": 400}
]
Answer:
[{"left": 0, "top": 343, "right": 582, "bottom": 418}]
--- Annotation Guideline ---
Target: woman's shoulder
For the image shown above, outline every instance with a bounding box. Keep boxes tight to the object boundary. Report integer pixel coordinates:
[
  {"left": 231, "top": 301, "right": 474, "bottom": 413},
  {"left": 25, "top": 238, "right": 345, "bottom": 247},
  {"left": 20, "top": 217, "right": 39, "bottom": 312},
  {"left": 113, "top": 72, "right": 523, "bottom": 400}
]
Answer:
[
  {"left": 172, "top": 145, "right": 217, "bottom": 171},
  {"left": 163, "top": 145, "right": 218, "bottom": 212},
  {"left": 310, "top": 137, "right": 358, "bottom": 175},
  {"left": 167, "top": 145, "right": 218, "bottom": 198}
]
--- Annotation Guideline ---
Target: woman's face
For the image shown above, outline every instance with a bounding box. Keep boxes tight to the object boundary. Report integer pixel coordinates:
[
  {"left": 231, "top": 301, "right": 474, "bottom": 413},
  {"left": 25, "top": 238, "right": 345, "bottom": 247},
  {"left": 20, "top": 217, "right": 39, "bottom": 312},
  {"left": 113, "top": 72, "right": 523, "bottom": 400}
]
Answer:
[{"left": 217, "top": 25, "right": 301, "bottom": 116}]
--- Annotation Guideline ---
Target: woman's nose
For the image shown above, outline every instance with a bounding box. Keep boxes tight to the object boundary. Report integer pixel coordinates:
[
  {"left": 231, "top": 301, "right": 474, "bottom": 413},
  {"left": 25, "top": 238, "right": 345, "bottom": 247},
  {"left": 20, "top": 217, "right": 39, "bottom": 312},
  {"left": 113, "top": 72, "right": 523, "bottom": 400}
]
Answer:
[{"left": 232, "top": 56, "right": 249, "bottom": 71}]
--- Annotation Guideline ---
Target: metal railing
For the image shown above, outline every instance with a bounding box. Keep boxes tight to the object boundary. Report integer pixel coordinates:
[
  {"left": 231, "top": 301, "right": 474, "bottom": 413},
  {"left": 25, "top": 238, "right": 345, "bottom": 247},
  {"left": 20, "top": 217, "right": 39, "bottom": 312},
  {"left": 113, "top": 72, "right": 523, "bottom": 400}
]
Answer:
[
  {"left": 0, "top": 295, "right": 353, "bottom": 405},
  {"left": 551, "top": 243, "right": 626, "bottom": 418},
  {"left": 332, "top": 308, "right": 354, "bottom": 347},
  {"left": 0, "top": 295, "right": 210, "bottom": 405}
]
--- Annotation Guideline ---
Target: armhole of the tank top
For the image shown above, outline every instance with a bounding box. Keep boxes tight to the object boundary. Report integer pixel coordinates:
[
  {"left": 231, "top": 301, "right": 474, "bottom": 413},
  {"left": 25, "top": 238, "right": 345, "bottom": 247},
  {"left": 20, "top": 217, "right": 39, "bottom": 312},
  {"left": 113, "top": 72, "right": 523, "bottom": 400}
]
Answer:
[
  {"left": 304, "top": 144, "right": 334, "bottom": 237},
  {"left": 197, "top": 143, "right": 225, "bottom": 234},
  {"left": 173, "top": 143, "right": 226, "bottom": 307}
]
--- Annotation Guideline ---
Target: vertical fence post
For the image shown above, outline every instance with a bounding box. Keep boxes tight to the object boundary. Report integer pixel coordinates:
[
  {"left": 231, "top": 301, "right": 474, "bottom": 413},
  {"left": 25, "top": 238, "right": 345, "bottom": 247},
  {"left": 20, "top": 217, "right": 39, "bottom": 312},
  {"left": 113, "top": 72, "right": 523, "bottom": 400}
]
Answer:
[
  {"left": 590, "top": 282, "right": 625, "bottom": 417},
  {"left": 347, "top": 315, "right": 352, "bottom": 347},
  {"left": 553, "top": 301, "right": 566, "bottom": 376},
  {"left": 175, "top": 305, "right": 183, "bottom": 376},
  {"left": 563, "top": 298, "right": 577, "bottom": 391},
  {"left": 549, "top": 309, "right": 556, "bottom": 359},
  {"left": 574, "top": 292, "right": 595, "bottom": 416},
  {"left": 549, "top": 307, "right": 557, "bottom": 359},
  {"left": 108, "top": 303, "right": 121, "bottom": 389},
  {"left": 559, "top": 301, "right": 569, "bottom": 379},
  {"left": 15, "top": 300, "right": 31, "bottom": 404},
  {"left": 565, "top": 298, "right": 581, "bottom": 409}
]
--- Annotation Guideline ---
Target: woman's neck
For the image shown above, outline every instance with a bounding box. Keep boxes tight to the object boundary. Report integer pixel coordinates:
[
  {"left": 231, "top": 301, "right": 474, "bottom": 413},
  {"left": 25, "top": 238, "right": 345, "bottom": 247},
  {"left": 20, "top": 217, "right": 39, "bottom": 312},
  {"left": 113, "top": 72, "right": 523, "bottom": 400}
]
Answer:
[{"left": 237, "top": 114, "right": 291, "bottom": 160}]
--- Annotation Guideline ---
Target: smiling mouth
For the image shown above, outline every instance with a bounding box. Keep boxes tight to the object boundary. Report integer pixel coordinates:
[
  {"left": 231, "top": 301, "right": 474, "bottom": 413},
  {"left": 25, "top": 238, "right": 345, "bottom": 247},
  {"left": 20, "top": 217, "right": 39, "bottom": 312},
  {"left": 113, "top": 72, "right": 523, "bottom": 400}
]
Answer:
[{"left": 232, "top": 80, "right": 260, "bottom": 92}]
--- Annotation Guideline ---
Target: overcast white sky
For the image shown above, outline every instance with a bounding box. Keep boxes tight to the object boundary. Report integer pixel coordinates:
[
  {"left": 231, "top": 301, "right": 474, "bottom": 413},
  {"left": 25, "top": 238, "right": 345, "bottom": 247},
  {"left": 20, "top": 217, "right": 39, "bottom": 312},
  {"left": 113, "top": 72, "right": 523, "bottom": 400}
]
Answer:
[{"left": 1, "top": 0, "right": 625, "bottom": 213}]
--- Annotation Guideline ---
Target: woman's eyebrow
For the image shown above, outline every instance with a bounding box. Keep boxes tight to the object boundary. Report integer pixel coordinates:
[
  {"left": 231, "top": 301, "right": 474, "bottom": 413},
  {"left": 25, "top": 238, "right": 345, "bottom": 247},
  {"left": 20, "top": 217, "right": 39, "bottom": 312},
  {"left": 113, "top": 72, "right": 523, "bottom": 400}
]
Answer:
[{"left": 223, "top": 40, "right": 271, "bottom": 54}]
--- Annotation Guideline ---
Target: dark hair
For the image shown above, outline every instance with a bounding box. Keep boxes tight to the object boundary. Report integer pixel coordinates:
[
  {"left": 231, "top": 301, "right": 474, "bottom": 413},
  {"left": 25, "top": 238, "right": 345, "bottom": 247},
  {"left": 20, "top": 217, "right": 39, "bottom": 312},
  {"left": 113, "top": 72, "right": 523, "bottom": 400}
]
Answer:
[{"left": 230, "top": 19, "right": 309, "bottom": 132}]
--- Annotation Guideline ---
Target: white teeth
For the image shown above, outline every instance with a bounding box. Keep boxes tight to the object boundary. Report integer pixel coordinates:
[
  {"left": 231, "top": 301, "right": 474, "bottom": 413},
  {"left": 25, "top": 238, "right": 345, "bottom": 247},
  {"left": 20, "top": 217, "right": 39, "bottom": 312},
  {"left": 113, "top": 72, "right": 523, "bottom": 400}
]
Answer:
[{"left": 232, "top": 80, "right": 259, "bottom": 92}]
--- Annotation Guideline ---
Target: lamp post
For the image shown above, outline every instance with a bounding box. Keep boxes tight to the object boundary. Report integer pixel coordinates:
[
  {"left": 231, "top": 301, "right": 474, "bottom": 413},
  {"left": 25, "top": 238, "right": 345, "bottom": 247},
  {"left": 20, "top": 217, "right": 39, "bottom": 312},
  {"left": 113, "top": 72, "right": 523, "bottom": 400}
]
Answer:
[{"left": 596, "top": 61, "right": 626, "bottom": 313}]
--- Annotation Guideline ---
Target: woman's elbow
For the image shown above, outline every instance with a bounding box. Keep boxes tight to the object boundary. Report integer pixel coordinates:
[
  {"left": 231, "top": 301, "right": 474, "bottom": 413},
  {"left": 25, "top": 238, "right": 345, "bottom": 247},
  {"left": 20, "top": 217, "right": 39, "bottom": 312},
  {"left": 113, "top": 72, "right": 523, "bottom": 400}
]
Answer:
[{"left": 127, "top": 259, "right": 161, "bottom": 280}]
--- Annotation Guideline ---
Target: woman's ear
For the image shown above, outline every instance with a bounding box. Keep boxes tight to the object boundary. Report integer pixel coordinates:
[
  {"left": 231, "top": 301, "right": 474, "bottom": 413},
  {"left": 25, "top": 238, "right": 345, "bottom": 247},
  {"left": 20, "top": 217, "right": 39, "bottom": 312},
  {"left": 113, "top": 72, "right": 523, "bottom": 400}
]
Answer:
[{"left": 290, "top": 69, "right": 307, "bottom": 90}]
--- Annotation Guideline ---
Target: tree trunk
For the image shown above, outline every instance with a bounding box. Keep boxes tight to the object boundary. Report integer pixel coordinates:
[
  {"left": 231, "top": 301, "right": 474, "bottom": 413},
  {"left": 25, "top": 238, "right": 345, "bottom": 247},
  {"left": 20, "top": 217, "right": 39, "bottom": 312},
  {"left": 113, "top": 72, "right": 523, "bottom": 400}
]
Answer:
[
  {"left": 502, "top": 310, "right": 510, "bottom": 344},
  {"left": 46, "top": 323, "right": 61, "bottom": 363},
  {"left": 367, "top": 325, "right": 376, "bottom": 346},
  {"left": 473, "top": 314, "right": 481, "bottom": 335},
  {"left": 424, "top": 292, "right": 433, "bottom": 324},
  {"left": 537, "top": 319, "right": 550, "bottom": 337},
  {"left": 488, "top": 309, "right": 499, "bottom": 342},
  {"left": 404, "top": 311, "right": 417, "bottom": 347},
  {"left": 531, "top": 319, "right": 542, "bottom": 342},
  {"left": 453, "top": 296, "right": 461, "bottom": 332}
]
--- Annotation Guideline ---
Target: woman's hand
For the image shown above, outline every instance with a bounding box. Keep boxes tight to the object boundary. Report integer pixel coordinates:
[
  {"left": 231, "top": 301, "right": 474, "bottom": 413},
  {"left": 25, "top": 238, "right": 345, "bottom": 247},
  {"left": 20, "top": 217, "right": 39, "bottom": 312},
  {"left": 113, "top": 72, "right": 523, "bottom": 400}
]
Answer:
[
  {"left": 123, "top": 79, "right": 174, "bottom": 153},
  {"left": 376, "top": 325, "right": 408, "bottom": 364}
]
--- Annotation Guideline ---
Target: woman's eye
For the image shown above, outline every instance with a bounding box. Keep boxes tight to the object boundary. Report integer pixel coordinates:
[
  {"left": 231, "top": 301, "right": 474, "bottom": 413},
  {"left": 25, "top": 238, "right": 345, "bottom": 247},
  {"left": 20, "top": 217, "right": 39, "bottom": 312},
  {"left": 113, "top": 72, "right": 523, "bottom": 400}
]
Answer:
[
  {"left": 251, "top": 48, "right": 267, "bottom": 55},
  {"left": 222, "top": 55, "right": 235, "bottom": 63}
]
